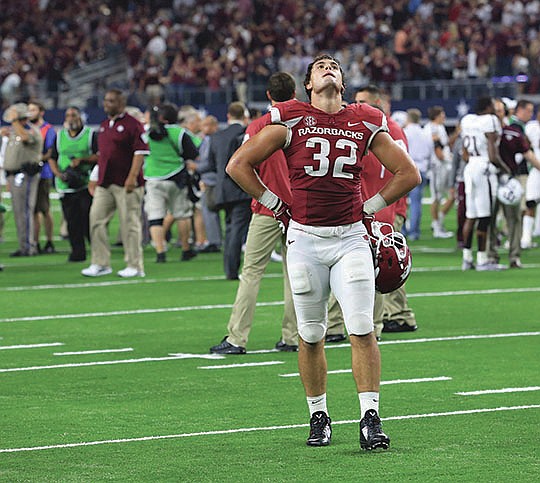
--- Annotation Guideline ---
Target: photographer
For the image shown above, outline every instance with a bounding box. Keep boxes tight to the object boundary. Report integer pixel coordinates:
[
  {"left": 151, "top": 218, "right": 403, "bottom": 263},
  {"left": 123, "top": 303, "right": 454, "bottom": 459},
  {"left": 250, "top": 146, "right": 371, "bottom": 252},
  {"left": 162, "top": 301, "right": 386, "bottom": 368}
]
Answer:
[
  {"left": 143, "top": 103, "right": 199, "bottom": 262},
  {"left": 0, "top": 103, "right": 43, "bottom": 256},
  {"left": 49, "top": 106, "right": 98, "bottom": 262}
]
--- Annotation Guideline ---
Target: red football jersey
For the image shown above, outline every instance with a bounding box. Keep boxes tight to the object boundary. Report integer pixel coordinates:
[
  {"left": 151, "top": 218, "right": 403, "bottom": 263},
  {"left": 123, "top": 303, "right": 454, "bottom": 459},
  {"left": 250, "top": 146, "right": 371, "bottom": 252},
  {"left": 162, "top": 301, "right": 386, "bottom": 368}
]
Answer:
[
  {"left": 360, "top": 117, "right": 409, "bottom": 224},
  {"left": 247, "top": 113, "right": 293, "bottom": 216},
  {"left": 270, "top": 99, "right": 388, "bottom": 226}
]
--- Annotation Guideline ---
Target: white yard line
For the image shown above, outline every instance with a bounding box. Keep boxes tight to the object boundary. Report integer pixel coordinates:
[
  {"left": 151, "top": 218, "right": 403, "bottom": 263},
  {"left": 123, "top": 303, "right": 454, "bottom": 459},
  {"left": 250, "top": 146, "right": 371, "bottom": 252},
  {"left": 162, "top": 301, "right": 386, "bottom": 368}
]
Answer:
[
  {"left": 54, "top": 348, "right": 133, "bottom": 356},
  {"left": 0, "top": 342, "right": 64, "bottom": 351},
  {"left": 456, "top": 386, "right": 540, "bottom": 396},
  {"left": 199, "top": 361, "right": 284, "bottom": 369},
  {"left": 0, "top": 405, "right": 537, "bottom": 454},
  {"left": 0, "top": 332, "right": 538, "bottom": 374},
  {"left": 2, "top": 287, "right": 540, "bottom": 324},
  {"left": 3, "top": 266, "right": 540, "bottom": 292}
]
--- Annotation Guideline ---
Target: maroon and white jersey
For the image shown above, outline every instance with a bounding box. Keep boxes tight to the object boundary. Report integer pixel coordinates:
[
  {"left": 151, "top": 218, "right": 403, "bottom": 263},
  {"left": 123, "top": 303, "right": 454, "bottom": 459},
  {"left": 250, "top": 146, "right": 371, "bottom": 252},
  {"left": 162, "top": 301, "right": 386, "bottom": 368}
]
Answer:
[{"left": 270, "top": 99, "right": 388, "bottom": 226}]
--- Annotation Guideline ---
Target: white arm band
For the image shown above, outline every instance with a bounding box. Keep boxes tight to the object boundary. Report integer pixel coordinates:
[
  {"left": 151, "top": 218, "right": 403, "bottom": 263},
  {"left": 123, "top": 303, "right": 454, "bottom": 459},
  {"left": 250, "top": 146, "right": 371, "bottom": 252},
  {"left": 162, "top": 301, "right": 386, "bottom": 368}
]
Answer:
[
  {"left": 363, "top": 193, "right": 387, "bottom": 215},
  {"left": 258, "top": 189, "right": 283, "bottom": 212}
]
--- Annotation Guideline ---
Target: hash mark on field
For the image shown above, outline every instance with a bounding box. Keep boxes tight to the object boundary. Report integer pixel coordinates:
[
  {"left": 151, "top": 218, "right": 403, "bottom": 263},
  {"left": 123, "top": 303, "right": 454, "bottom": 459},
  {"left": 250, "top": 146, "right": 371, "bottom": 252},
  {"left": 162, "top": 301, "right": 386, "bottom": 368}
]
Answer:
[
  {"left": 0, "top": 405, "right": 538, "bottom": 453},
  {"left": 54, "top": 348, "right": 134, "bottom": 356},
  {"left": 456, "top": 386, "right": 540, "bottom": 396},
  {"left": 0, "top": 333, "right": 538, "bottom": 374},
  {"left": 0, "top": 342, "right": 64, "bottom": 351},
  {"left": 199, "top": 361, "right": 284, "bottom": 369}
]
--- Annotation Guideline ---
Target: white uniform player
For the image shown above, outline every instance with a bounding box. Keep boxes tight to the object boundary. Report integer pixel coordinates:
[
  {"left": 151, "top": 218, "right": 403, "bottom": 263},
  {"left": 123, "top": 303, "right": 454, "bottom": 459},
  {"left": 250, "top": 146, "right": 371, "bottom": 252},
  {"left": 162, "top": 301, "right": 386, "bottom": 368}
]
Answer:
[
  {"left": 523, "top": 118, "right": 540, "bottom": 247},
  {"left": 461, "top": 112, "right": 501, "bottom": 219},
  {"left": 460, "top": 98, "right": 504, "bottom": 271}
]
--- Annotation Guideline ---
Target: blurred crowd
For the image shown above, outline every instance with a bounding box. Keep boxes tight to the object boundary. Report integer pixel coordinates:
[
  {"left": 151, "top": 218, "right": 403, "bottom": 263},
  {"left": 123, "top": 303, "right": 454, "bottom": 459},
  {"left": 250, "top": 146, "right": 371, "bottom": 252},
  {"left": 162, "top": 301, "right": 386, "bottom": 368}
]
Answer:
[{"left": 2, "top": 0, "right": 540, "bottom": 108}]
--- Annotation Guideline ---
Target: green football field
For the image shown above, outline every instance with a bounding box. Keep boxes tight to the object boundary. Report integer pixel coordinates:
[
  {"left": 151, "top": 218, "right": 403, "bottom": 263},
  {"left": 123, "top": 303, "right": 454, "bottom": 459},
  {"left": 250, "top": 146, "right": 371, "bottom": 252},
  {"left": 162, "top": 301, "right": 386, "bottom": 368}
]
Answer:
[{"left": 0, "top": 199, "right": 539, "bottom": 482}]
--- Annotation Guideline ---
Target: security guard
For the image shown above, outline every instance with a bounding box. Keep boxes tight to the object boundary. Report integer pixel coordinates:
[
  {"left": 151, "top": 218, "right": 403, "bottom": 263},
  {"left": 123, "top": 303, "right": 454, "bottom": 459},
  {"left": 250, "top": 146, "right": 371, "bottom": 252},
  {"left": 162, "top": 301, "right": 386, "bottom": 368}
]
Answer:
[{"left": 0, "top": 103, "right": 43, "bottom": 256}]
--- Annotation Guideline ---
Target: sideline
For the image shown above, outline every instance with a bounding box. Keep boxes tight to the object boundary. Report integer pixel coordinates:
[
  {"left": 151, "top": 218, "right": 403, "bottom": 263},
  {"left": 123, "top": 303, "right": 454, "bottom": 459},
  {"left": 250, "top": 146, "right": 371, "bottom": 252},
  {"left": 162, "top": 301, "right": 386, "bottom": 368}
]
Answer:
[{"left": 1, "top": 405, "right": 538, "bottom": 453}]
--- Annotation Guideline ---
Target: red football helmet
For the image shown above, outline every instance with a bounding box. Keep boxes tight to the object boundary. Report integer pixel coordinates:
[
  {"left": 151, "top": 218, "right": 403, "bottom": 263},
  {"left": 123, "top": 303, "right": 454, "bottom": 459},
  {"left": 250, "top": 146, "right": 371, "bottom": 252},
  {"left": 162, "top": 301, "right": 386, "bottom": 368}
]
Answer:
[{"left": 364, "top": 218, "right": 412, "bottom": 294}]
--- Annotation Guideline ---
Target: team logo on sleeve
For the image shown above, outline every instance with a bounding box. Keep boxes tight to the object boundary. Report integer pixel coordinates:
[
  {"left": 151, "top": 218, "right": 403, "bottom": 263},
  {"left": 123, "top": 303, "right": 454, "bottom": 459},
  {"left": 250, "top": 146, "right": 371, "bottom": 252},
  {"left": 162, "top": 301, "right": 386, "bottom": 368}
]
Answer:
[{"left": 304, "top": 116, "right": 317, "bottom": 127}]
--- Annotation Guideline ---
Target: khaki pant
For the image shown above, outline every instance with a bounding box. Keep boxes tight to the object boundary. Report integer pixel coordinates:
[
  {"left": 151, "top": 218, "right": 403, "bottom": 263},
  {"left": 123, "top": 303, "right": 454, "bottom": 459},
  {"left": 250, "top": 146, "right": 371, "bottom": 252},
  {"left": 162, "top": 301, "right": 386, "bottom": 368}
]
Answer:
[
  {"left": 327, "top": 214, "right": 416, "bottom": 338},
  {"left": 89, "top": 185, "right": 144, "bottom": 271},
  {"left": 227, "top": 214, "right": 297, "bottom": 347},
  {"left": 8, "top": 172, "right": 40, "bottom": 254}
]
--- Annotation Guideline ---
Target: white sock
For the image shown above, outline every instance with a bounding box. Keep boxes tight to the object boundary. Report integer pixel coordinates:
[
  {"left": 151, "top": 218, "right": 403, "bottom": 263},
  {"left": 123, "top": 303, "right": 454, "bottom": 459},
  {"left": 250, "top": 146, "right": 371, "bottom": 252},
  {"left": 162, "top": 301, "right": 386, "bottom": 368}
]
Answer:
[
  {"left": 522, "top": 215, "right": 534, "bottom": 245},
  {"left": 463, "top": 248, "right": 473, "bottom": 263},
  {"left": 359, "top": 392, "right": 379, "bottom": 418},
  {"left": 307, "top": 394, "right": 327, "bottom": 417},
  {"left": 477, "top": 251, "right": 488, "bottom": 265}
]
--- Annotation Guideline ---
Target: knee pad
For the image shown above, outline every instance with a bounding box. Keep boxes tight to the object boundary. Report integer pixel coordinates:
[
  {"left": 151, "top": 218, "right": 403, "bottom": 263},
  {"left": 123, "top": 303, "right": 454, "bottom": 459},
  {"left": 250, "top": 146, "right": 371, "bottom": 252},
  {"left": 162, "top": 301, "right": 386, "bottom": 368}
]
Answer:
[
  {"left": 298, "top": 321, "right": 326, "bottom": 344},
  {"left": 477, "top": 216, "right": 490, "bottom": 231},
  {"left": 347, "top": 313, "right": 374, "bottom": 337},
  {"left": 526, "top": 200, "right": 537, "bottom": 209},
  {"left": 148, "top": 218, "right": 164, "bottom": 227}
]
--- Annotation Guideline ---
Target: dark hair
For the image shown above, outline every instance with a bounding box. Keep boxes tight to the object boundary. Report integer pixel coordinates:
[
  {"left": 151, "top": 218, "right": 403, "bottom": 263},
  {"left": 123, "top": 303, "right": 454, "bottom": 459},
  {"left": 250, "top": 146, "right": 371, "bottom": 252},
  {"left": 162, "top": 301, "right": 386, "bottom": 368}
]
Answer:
[
  {"left": 303, "top": 54, "right": 346, "bottom": 100},
  {"left": 149, "top": 103, "right": 178, "bottom": 140},
  {"left": 28, "top": 100, "right": 45, "bottom": 112},
  {"left": 267, "top": 72, "right": 296, "bottom": 102},
  {"left": 475, "top": 97, "right": 494, "bottom": 115},
  {"left": 516, "top": 99, "right": 533, "bottom": 111},
  {"left": 427, "top": 105, "right": 444, "bottom": 121},
  {"left": 356, "top": 84, "right": 381, "bottom": 96}
]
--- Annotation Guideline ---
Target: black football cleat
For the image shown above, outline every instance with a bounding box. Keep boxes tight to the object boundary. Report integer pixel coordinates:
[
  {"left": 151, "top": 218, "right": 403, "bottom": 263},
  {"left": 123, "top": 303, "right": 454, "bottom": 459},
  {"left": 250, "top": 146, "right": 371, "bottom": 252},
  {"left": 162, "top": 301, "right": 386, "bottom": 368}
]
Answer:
[
  {"left": 209, "top": 337, "right": 246, "bottom": 355},
  {"left": 275, "top": 340, "right": 298, "bottom": 352},
  {"left": 325, "top": 333, "right": 347, "bottom": 343},
  {"left": 360, "top": 409, "right": 390, "bottom": 450},
  {"left": 306, "top": 411, "right": 332, "bottom": 446}
]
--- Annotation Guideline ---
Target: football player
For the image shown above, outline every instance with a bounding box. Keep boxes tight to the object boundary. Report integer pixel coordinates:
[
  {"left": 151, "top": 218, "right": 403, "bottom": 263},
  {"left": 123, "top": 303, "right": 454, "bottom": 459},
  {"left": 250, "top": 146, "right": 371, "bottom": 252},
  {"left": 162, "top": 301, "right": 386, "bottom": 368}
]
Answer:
[
  {"left": 226, "top": 54, "right": 420, "bottom": 450},
  {"left": 461, "top": 97, "right": 509, "bottom": 271}
]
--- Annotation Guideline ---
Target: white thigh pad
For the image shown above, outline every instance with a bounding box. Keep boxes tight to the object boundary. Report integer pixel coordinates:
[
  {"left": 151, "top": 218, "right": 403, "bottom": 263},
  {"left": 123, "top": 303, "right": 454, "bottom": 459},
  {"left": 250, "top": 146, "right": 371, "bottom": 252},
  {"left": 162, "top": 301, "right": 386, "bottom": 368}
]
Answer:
[
  {"left": 288, "top": 263, "right": 312, "bottom": 294},
  {"left": 343, "top": 252, "right": 372, "bottom": 282}
]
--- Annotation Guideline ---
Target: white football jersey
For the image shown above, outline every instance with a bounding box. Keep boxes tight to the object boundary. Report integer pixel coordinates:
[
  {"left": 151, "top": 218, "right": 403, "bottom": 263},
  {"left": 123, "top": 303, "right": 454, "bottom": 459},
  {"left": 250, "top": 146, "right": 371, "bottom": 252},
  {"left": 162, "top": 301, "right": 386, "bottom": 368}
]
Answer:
[
  {"left": 525, "top": 120, "right": 540, "bottom": 158},
  {"left": 460, "top": 113, "right": 501, "bottom": 159}
]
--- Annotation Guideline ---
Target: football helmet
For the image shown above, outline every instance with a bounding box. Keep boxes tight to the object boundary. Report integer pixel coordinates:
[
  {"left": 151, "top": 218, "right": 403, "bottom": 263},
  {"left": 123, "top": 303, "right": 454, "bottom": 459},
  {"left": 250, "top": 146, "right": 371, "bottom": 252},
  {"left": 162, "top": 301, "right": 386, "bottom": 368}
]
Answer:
[
  {"left": 364, "top": 218, "right": 412, "bottom": 294},
  {"left": 497, "top": 175, "right": 523, "bottom": 206}
]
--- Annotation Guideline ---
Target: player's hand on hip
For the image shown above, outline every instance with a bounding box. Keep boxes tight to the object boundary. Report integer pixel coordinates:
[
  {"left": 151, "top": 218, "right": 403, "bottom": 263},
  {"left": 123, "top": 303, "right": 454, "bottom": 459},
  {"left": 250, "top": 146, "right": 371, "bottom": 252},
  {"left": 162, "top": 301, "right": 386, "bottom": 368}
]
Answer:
[{"left": 273, "top": 202, "right": 292, "bottom": 234}]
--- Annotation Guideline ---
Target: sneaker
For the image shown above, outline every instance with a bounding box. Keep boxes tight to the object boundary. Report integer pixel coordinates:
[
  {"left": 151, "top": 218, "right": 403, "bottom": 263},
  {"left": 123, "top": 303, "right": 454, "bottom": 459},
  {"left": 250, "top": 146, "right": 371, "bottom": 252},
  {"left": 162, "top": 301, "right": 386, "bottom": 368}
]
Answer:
[
  {"left": 360, "top": 409, "right": 390, "bottom": 451},
  {"left": 476, "top": 262, "right": 506, "bottom": 271},
  {"left": 520, "top": 240, "right": 537, "bottom": 249},
  {"left": 81, "top": 264, "right": 112, "bottom": 277},
  {"left": 209, "top": 337, "right": 246, "bottom": 354},
  {"left": 325, "top": 333, "right": 347, "bottom": 343},
  {"left": 275, "top": 340, "right": 298, "bottom": 352},
  {"left": 10, "top": 249, "right": 31, "bottom": 257},
  {"left": 43, "top": 241, "right": 56, "bottom": 254},
  {"left": 181, "top": 249, "right": 197, "bottom": 261},
  {"left": 198, "top": 243, "right": 220, "bottom": 253},
  {"left": 270, "top": 250, "right": 283, "bottom": 263},
  {"left": 433, "top": 228, "right": 453, "bottom": 239},
  {"left": 306, "top": 411, "right": 332, "bottom": 446},
  {"left": 156, "top": 252, "right": 166, "bottom": 263},
  {"left": 382, "top": 320, "right": 417, "bottom": 333},
  {"left": 510, "top": 258, "right": 523, "bottom": 269},
  {"left": 117, "top": 267, "right": 145, "bottom": 278},
  {"left": 461, "top": 260, "right": 475, "bottom": 271}
]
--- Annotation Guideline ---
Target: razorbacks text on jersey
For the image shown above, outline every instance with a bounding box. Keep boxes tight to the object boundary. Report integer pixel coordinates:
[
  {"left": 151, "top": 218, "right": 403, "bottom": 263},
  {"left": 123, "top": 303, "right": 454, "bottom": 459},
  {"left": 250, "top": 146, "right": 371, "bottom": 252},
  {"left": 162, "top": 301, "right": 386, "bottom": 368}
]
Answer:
[
  {"left": 460, "top": 113, "right": 501, "bottom": 160},
  {"left": 270, "top": 99, "right": 388, "bottom": 226}
]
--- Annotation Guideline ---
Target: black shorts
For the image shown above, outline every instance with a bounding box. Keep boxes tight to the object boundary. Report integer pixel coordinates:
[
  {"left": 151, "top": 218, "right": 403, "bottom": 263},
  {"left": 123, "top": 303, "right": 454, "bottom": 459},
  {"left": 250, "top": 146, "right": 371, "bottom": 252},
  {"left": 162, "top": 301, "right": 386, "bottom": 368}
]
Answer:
[{"left": 34, "top": 178, "right": 52, "bottom": 214}]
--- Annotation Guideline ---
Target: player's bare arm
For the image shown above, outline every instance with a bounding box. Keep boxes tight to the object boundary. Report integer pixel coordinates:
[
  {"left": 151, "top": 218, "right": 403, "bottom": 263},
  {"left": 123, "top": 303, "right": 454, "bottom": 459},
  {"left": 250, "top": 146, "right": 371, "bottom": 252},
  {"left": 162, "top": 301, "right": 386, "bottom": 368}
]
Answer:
[
  {"left": 524, "top": 149, "right": 540, "bottom": 171},
  {"left": 486, "top": 131, "right": 511, "bottom": 174},
  {"left": 226, "top": 123, "right": 288, "bottom": 199},
  {"left": 370, "top": 131, "right": 421, "bottom": 207}
]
